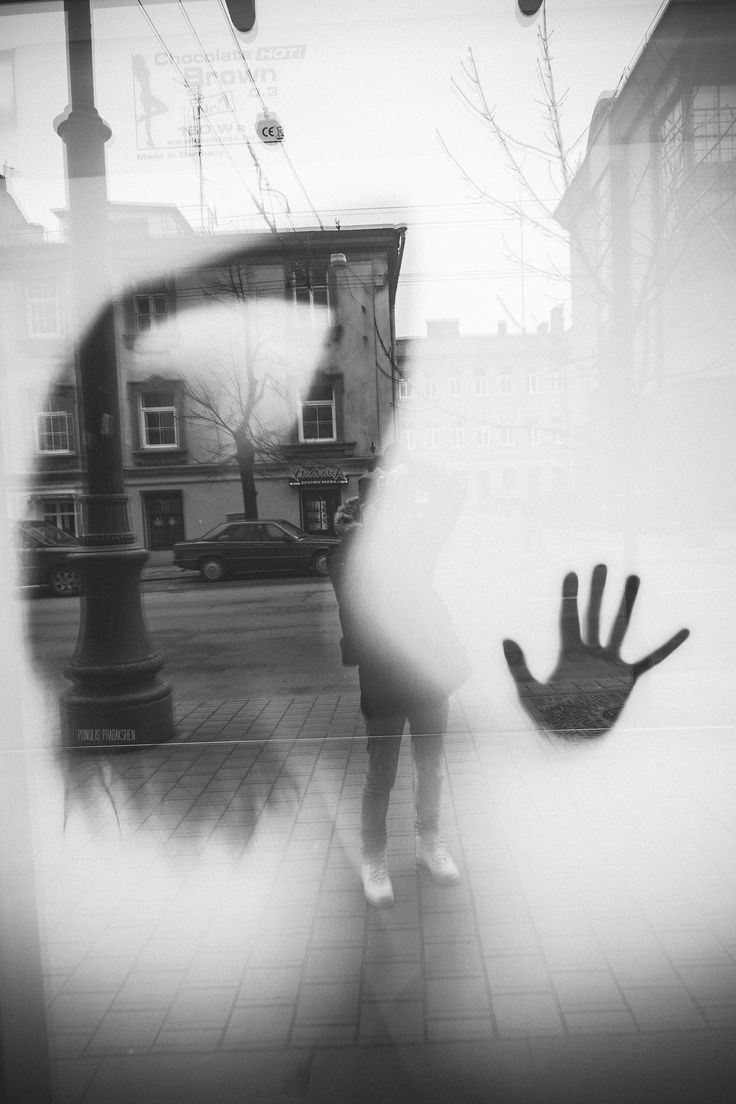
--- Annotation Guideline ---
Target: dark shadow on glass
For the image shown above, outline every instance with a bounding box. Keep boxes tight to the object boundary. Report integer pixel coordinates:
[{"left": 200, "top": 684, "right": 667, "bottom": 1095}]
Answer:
[{"left": 503, "top": 563, "right": 690, "bottom": 740}]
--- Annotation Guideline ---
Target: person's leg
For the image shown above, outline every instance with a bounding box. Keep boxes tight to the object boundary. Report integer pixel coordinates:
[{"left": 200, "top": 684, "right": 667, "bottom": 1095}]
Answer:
[
  {"left": 409, "top": 698, "right": 448, "bottom": 840},
  {"left": 409, "top": 698, "right": 460, "bottom": 885},
  {"left": 362, "top": 715, "right": 404, "bottom": 857},
  {"left": 360, "top": 714, "right": 405, "bottom": 907}
]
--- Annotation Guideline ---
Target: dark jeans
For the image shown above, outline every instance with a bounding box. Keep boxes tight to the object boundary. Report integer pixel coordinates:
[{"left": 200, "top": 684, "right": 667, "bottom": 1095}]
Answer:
[{"left": 361, "top": 699, "right": 449, "bottom": 858}]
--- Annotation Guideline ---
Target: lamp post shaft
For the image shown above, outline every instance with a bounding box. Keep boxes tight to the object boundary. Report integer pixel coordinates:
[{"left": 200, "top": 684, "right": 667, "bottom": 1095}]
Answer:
[{"left": 56, "top": 0, "right": 174, "bottom": 746}]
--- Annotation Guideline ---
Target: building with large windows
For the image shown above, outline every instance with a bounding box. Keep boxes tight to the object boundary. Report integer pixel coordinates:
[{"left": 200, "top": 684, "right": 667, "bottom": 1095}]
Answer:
[
  {"left": 1, "top": 193, "right": 406, "bottom": 546},
  {"left": 555, "top": 0, "right": 736, "bottom": 530},
  {"left": 396, "top": 310, "right": 575, "bottom": 523}
]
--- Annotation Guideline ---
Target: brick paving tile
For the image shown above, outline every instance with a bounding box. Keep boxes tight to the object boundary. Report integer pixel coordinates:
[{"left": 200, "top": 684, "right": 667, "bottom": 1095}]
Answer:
[
  {"left": 484, "top": 953, "right": 551, "bottom": 993},
  {"left": 425, "top": 976, "right": 490, "bottom": 1017},
  {"left": 163, "top": 987, "right": 237, "bottom": 1028},
  {"left": 477, "top": 921, "right": 540, "bottom": 956},
  {"left": 623, "top": 986, "right": 709, "bottom": 1031},
  {"left": 86, "top": 1008, "right": 167, "bottom": 1054},
  {"left": 550, "top": 969, "right": 626, "bottom": 1011},
  {"left": 363, "top": 961, "right": 424, "bottom": 1001},
  {"left": 491, "top": 992, "right": 565, "bottom": 1037},
  {"left": 564, "top": 1009, "right": 639, "bottom": 1034},
  {"left": 365, "top": 927, "right": 422, "bottom": 963},
  {"left": 358, "top": 1000, "right": 425, "bottom": 1044},
  {"left": 151, "top": 1027, "right": 223, "bottom": 1052},
  {"left": 234, "top": 963, "right": 301, "bottom": 1003},
  {"left": 303, "top": 946, "right": 364, "bottom": 981},
  {"left": 221, "top": 1004, "right": 293, "bottom": 1048},
  {"left": 310, "top": 915, "right": 366, "bottom": 947},
  {"left": 425, "top": 1016, "right": 494, "bottom": 1042},
  {"left": 423, "top": 940, "right": 484, "bottom": 979},
  {"left": 112, "top": 970, "right": 185, "bottom": 1009},
  {"left": 294, "top": 981, "right": 361, "bottom": 1024}
]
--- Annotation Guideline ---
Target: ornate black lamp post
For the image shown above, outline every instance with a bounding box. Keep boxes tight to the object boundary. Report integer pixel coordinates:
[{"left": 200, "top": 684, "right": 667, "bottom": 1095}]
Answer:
[{"left": 55, "top": 0, "right": 173, "bottom": 745}]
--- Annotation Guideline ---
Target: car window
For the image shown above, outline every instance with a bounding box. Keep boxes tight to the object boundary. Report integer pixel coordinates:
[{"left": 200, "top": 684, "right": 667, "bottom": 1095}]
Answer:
[{"left": 264, "top": 524, "right": 291, "bottom": 541}]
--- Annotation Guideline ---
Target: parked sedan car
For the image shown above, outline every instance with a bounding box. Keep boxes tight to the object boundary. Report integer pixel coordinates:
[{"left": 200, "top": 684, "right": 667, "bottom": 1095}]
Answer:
[
  {"left": 172, "top": 519, "right": 340, "bottom": 581},
  {"left": 16, "top": 520, "right": 82, "bottom": 597}
]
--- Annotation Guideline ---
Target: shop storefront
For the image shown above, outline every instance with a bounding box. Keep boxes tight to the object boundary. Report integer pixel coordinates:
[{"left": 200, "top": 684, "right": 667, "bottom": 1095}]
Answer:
[{"left": 289, "top": 465, "right": 349, "bottom": 535}]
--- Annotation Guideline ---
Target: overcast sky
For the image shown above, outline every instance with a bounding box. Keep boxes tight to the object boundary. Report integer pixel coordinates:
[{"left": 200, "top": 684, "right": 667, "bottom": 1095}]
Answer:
[{"left": 1, "top": 0, "right": 665, "bottom": 334}]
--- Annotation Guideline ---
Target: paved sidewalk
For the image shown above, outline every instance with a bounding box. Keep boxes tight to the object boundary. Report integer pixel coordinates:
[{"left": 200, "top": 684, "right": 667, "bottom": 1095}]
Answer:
[{"left": 28, "top": 685, "right": 736, "bottom": 1103}]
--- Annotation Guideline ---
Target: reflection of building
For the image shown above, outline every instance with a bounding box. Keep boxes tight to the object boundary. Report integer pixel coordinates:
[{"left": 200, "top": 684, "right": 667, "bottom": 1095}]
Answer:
[
  {"left": 1, "top": 192, "right": 406, "bottom": 545},
  {"left": 397, "top": 312, "right": 574, "bottom": 517},
  {"left": 555, "top": 0, "right": 736, "bottom": 529}
]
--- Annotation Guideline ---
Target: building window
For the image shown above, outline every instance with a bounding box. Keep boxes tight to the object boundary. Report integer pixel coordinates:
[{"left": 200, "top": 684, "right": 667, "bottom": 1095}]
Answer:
[
  {"left": 425, "top": 377, "right": 439, "bottom": 400},
  {"left": 139, "top": 389, "right": 179, "bottom": 449},
  {"left": 448, "top": 375, "right": 462, "bottom": 397},
  {"left": 36, "top": 407, "right": 75, "bottom": 454},
  {"left": 500, "top": 373, "right": 513, "bottom": 395},
  {"left": 477, "top": 427, "right": 490, "bottom": 448},
  {"left": 450, "top": 426, "right": 464, "bottom": 448},
  {"left": 427, "top": 426, "right": 440, "bottom": 450},
  {"left": 287, "top": 263, "right": 331, "bottom": 321},
  {"left": 405, "top": 427, "right": 416, "bottom": 450},
  {"left": 528, "top": 422, "right": 541, "bottom": 445},
  {"left": 692, "top": 85, "right": 736, "bottom": 163},
  {"left": 474, "top": 374, "right": 489, "bottom": 396},
  {"left": 502, "top": 468, "right": 516, "bottom": 494},
  {"left": 26, "top": 282, "right": 62, "bottom": 338},
  {"left": 398, "top": 377, "right": 412, "bottom": 400},
  {"left": 503, "top": 426, "right": 514, "bottom": 446},
  {"left": 299, "top": 380, "right": 336, "bottom": 442},
  {"left": 526, "top": 373, "right": 539, "bottom": 395},
  {"left": 549, "top": 371, "right": 562, "bottom": 393},
  {"left": 553, "top": 418, "right": 563, "bottom": 445},
  {"left": 42, "top": 498, "right": 78, "bottom": 536},
  {"left": 134, "top": 286, "right": 169, "bottom": 333}
]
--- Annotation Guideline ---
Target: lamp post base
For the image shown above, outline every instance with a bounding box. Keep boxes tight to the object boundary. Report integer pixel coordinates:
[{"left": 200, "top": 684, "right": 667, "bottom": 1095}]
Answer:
[
  {"left": 59, "top": 547, "right": 175, "bottom": 748},
  {"left": 61, "top": 679, "right": 174, "bottom": 748}
]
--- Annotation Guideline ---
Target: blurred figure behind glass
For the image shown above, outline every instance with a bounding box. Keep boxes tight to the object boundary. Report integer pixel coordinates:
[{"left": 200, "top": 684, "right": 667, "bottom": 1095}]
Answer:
[{"left": 328, "top": 447, "right": 470, "bottom": 907}]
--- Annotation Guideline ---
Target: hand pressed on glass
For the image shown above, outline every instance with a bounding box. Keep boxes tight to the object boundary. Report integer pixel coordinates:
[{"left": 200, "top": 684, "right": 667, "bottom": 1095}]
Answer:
[{"left": 502, "top": 565, "right": 690, "bottom": 740}]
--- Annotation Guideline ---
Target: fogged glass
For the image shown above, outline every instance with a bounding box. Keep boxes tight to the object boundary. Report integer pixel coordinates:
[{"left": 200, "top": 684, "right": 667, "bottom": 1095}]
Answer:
[{"left": 1, "top": 2, "right": 735, "bottom": 1101}]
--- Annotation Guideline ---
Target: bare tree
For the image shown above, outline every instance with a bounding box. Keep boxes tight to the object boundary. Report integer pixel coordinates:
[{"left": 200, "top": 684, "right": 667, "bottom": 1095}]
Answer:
[{"left": 176, "top": 263, "right": 306, "bottom": 519}]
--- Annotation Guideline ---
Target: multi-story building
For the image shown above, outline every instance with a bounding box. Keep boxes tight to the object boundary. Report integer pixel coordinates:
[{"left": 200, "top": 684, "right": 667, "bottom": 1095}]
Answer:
[
  {"left": 396, "top": 310, "right": 574, "bottom": 521},
  {"left": 554, "top": 0, "right": 736, "bottom": 530},
  {"left": 1, "top": 193, "right": 406, "bottom": 545}
]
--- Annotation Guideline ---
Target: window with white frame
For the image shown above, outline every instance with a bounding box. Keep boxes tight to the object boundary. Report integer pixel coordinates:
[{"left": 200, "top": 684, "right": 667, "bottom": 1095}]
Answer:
[
  {"left": 474, "top": 373, "right": 489, "bottom": 396},
  {"left": 427, "top": 426, "right": 440, "bottom": 449},
  {"left": 503, "top": 425, "right": 514, "bottom": 446},
  {"left": 549, "top": 371, "right": 562, "bottom": 393},
  {"left": 398, "top": 377, "right": 412, "bottom": 400},
  {"left": 526, "top": 372, "right": 539, "bottom": 395},
  {"left": 450, "top": 425, "right": 464, "bottom": 448},
  {"left": 139, "top": 389, "right": 179, "bottom": 449},
  {"left": 287, "top": 263, "right": 331, "bottom": 321},
  {"left": 476, "top": 426, "right": 490, "bottom": 447},
  {"left": 425, "top": 376, "right": 439, "bottom": 400},
  {"left": 42, "top": 498, "right": 78, "bottom": 535},
  {"left": 26, "top": 281, "right": 62, "bottom": 338},
  {"left": 299, "top": 380, "right": 336, "bottom": 442},
  {"left": 448, "top": 375, "right": 462, "bottom": 397},
  {"left": 405, "top": 427, "right": 416, "bottom": 450},
  {"left": 500, "top": 373, "right": 513, "bottom": 395},
  {"left": 528, "top": 422, "right": 541, "bottom": 445},
  {"left": 692, "top": 85, "right": 736, "bottom": 163},
  {"left": 502, "top": 468, "right": 516, "bottom": 494},
  {"left": 134, "top": 286, "right": 169, "bottom": 333},
  {"left": 36, "top": 406, "right": 75, "bottom": 454},
  {"left": 552, "top": 418, "right": 563, "bottom": 445}
]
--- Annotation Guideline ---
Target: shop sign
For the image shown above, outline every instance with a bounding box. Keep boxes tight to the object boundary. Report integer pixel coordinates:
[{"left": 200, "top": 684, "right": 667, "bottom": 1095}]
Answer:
[{"left": 289, "top": 465, "right": 348, "bottom": 486}]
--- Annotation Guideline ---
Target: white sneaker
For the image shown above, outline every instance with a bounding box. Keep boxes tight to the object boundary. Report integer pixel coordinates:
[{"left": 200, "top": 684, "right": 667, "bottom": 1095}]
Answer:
[
  {"left": 361, "top": 854, "right": 395, "bottom": 908},
  {"left": 416, "top": 836, "right": 461, "bottom": 885}
]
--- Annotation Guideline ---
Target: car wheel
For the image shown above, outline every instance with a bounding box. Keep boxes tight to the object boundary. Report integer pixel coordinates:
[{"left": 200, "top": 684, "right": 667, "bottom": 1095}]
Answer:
[
  {"left": 311, "top": 550, "right": 329, "bottom": 576},
  {"left": 49, "top": 565, "right": 80, "bottom": 597},
  {"left": 200, "top": 556, "right": 226, "bottom": 582}
]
